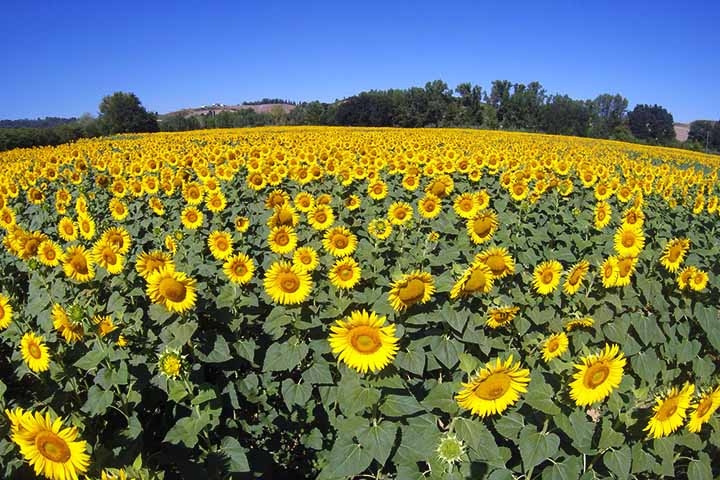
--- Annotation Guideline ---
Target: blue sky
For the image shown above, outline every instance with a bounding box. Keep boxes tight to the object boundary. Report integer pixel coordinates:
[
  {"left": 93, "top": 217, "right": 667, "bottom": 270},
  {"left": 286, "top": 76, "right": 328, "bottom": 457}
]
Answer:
[{"left": 1, "top": 0, "right": 718, "bottom": 123}]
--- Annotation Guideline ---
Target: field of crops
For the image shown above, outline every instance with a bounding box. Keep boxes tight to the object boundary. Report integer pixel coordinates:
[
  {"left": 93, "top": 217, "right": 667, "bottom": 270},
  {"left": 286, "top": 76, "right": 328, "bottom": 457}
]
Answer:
[{"left": 0, "top": 126, "right": 719, "bottom": 479}]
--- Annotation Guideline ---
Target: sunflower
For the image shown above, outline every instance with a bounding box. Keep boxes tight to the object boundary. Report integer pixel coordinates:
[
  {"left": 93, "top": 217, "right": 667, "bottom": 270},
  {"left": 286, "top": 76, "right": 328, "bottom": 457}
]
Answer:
[
  {"left": 688, "top": 268, "right": 709, "bottom": 292},
  {"left": 344, "top": 194, "right": 361, "bottom": 211},
  {"left": 267, "top": 204, "right": 299, "bottom": 228},
  {"left": 455, "top": 356, "right": 530, "bottom": 418},
  {"left": 388, "top": 202, "right": 413, "bottom": 226},
  {"left": 600, "top": 256, "right": 619, "bottom": 288},
  {"left": 615, "top": 255, "right": 638, "bottom": 287},
  {"left": 622, "top": 207, "right": 645, "bottom": 228},
  {"left": 265, "top": 189, "right": 289, "bottom": 209},
  {"left": 109, "top": 198, "right": 129, "bottom": 221},
  {"left": 368, "top": 218, "right": 393, "bottom": 240},
  {"left": 294, "top": 192, "right": 315, "bottom": 212},
  {"left": 205, "top": 191, "right": 227, "bottom": 213},
  {"left": 645, "top": 383, "right": 695, "bottom": 439},
  {"left": 329, "top": 257, "right": 362, "bottom": 289},
  {"left": 323, "top": 226, "right": 357, "bottom": 257},
  {"left": 267, "top": 225, "right": 297, "bottom": 255},
  {"left": 62, "top": 246, "right": 95, "bottom": 283},
  {"left": 475, "top": 246, "right": 515, "bottom": 279},
  {"left": 660, "top": 238, "right": 690, "bottom": 273},
  {"left": 0, "top": 293, "right": 13, "bottom": 330},
  {"left": 614, "top": 223, "right": 645, "bottom": 257},
  {"left": 93, "top": 315, "right": 118, "bottom": 338},
  {"left": 367, "top": 180, "right": 388, "bottom": 200},
  {"left": 569, "top": 344, "right": 625, "bottom": 407},
  {"left": 207, "top": 231, "right": 233, "bottom": 260},
  {"left": 100, "top": 227, "right": 131, "bottom": 255},
  {"left": 485, "top": 305, "right": 520, "bottom": 329},
  {"left": 307, "top": 205, "right": 335, "bottom": 230},
  {"left": 57, "top": 217, "right": 77, "bottom": 242},
  {"left": 9, "top": 409, "right": 90, "bottom": 480},
  {"left": 475, "top": 190, "right": 490, "bottom": 210},
  {"left": 451, "top": 261, "right": 494, "bottom": 299},
  {"left": 293, "top": 246, "right": 319, "bottom": 272},
  {"left": 563, "top": 260, "right": 589, "bottom": 295},
  {"left": 467, "top": 210, "right": 498, "bottom": 244},
  {"left": 417, "top": 194, "right": 442, "bottom": 219},
  {"left": 328, "top": 310, "right": 399, "bottom": 374},
  {"left": 677, "top": 266, "right": 697, "bottom": 291},
  {"left": 388, "top": 271, "right": 435, "bottom": 312},
  {"left": 542, "top": 332, "right": 569, "bottom": 362},
  {"left": 687, "top": 386, "right": 720, "bottom": 433},
  {"left": 0, "top": 206, "right": 16, "bottom": 229},
  {"left": 565, "top": 317, "right": 595, "bottom": 331},
  {"left": 532, "top": 260, "right": 562, "bottom": 295},
  {"left": 264, "top": 261, "right": 313, "bottom": 305},
  {"left": 594, "top": 201, "right": 612, "bottom": 229},
  {"left": 234, "top": 216, "right": 250, "bottom": 233},
  {"left": 51, "top": 304, "right": 84, "bottom": 343},
  {"left": 146, "top": 266, "right": 197, "bottom": 313},
  {"left": 180, "top": 206, "right": 203, "bottom": 230},
  {"left": 92, "top": 242, "right": 125, "bottom": 275},
  {"left": 135, "top": 250, "right": 173, "bottom": 280},
  {"left": 182, "top": 181, "right": 205, "bottom": 205},
  {"left": 453, "top": 193, "right": 479, "bottom": 219},
  {"left": 21, "top": 332, "right": 51, "bottom": 373},
  {"left": 426, "top": 175, "right": 454, "bottom": 198},
  {"left": 509, "top": 181, "right": 529, "bottom": 201},
  {"left": 222, "top": 253, "right": 255, "bottom": 285},
  {"left": 158, "top": 349, "right": 185, "bottom": 379},
  {"left": 37, "top": 240, "right": 63, "bottom": 267}
]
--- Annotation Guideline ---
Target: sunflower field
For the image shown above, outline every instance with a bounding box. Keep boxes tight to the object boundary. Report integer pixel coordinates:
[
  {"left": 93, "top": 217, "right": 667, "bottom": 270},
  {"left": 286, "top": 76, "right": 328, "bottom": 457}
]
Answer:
[{"left": 0, "top": 126, "right": 719, "bottom": 480}]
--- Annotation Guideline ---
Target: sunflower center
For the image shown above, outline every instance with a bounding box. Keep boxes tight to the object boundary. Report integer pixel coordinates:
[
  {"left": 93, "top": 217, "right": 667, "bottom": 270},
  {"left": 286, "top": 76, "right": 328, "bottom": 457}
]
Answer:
[
  {"left": 394, "top": 209, "right": 407, "bottom": 220},
  {"left": 373, "top": 185, "right": 384, "bottom": 194},
  {"left": 547, "top": 338, "right": 559, "bottom": 352},
  {"left": 70, "top": 253, "right": 89, "bottom": 275},
  {"left": 541, "top": 270, "right": 554, "bottom": 284},
  {"left": 656, "top": 397, "right": 679, "bottom": 421},
  {"left": 35, "top": 431, "right": 71, "bottom": 463},
  {"left": 472, "top": 217, "right": 492, "bottom": 237},
  {"left": 44, "top": 248, "right": 57, "bottom": 261},
  {"left": 63, "top": 224, "right": 74, "bottom": 235},
  {"left": 597, "top": 210, "right": 606, "bottom": 221},
  {"left": 398, "top": 279, "right": 426, "bottom": 303},
  {"left": 299, "top": 254, "right": 312, "bottom": 265},
  {"left": 568, "top": 268, "right": 583, "bottom": 285},
  {"left": 278, "top": 209, "right": 293, "bottom": 224},
  {"left": 603, "top": 263, "right": 614, "bottom": 278},
  {"left": 315, "top": 212, "right": 327, "bottom": 223},
  {"left": 513, "top": 184, "right": 525, "bottom": 195},
  {"left": 618, "top": 258, "right": 633, "bottom": 277},
  {"left": 424, "top": 200, "right": 436, "bottom": 211},
  {"left": 232, "top": 262, "right": 248, "bottom": 276},
  {"left": 278, "top": 272, "right": 300, "bottom": 293},
  {"left": 626, "top": 212, "right": 637, "bottom": 223},
  {"left": 338, "top": 266, "right": 354, "bottom": 281},
  {"left": 696, "top": 397, "right": 712, "bottom": 417},
  {"left": 485, "top": 255, "right": 506, "bottom": 275},
  {"left": 350, "top": 326, "right": 381, "bottom": 354},
  {"left": 332, "top": 234, "right": 348, "bottom": 249},
  {"left": 583, "top": 363, "right": 610, "bottom": 389},
  {"left": 162, "top": 356, "right": 182, "bottom": 376},
  {"left": 102, "top": 249, "right": 117, "bottom": 264},
  {"left": 28, "top": 342, "right": 42, "bottom": 359},
  {"left": 464, "top": 268, "right": 487, "bottom": 292},
  {"left": 668, "top": 244, "right": 683, "bottom": 262},
  {"left": 159, "top": 277, "right": 187, "bottom": 302},
  {"left": 275, "top": 232, "right": 290, "bottom": 246},
  {"left": 186, "top": 211, "right": 198, "bottom": 222},
  {"left": 622, "top": 232, "right": 635, "bottom": 248},
  {"left": 430, "top": 182, "right": 446, "bottom": 196},
  {"left": 473, "top": 372, "right": 511, "bottom": 400},
  {"left": 460, "top": 199, "right": 473, "bottom": 211},
  {"left": 0, "top": 307, "right": 5, "bottom": 320}
]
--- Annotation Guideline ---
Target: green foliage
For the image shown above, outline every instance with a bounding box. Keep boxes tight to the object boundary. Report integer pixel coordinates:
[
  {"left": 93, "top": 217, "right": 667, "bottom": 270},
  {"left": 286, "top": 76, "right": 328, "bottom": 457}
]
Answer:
[{"left": 98, "top": 91, "right": 159, "bottom": 135}]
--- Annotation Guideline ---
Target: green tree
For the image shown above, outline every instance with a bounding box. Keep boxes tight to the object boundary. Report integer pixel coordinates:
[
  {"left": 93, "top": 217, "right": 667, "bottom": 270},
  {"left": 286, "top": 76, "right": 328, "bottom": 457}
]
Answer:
[
  {"left": 628, "top": 104, "right": 675, "bottom": 144},
  {"left": 98, "top": 92, "right": 159, "bottom": 134},
  {"left": 688, "top": 120, "right": 719, "bottom": 150},
  {"left": 589, "top": 94, "right": 628, "bottom": 138},
  {"left": 541, "top": 95, "right": 590, "bottom": 136}
]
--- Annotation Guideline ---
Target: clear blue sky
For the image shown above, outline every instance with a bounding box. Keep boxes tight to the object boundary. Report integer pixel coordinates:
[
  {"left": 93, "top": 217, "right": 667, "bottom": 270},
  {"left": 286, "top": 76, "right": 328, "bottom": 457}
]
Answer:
[{"left": 1, "top": 0, "right": 718, "bottom": 123}]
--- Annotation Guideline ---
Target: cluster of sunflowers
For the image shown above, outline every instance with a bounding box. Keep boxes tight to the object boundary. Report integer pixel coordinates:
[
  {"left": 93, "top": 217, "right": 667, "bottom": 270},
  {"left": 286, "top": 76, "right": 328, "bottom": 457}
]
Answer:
[{"left": 0, "top": 127, "right": 719, "bottom": 479}]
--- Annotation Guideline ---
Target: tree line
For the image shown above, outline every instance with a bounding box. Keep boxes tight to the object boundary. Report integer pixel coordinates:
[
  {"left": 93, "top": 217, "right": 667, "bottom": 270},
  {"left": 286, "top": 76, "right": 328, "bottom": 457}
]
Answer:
[{"left": 2, "top": 82, "right": 719, "bottom": 153}]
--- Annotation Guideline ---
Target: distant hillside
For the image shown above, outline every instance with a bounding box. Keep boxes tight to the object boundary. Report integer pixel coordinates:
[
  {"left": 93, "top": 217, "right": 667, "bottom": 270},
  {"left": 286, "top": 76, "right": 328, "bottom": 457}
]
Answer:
[
  {"left": 0, "top": 117, "right": 77, "bottom": 129},
  {"left": 164, "top": 103, "right": 295, "bottom": 118}
]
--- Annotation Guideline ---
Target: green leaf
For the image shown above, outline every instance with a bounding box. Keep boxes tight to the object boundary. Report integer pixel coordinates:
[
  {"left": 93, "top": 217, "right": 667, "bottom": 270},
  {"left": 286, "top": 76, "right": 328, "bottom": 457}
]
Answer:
[
  {"left": 148, "top": 303, "right": 174, "bottom": 324},
  {"left": 281, "top": 379, "right": 312, "bottom": 409},
  {"left": 74, "top": 348, "right": 107, "bottom": 371},
  {"left": 598, "top": 419, "right": 625, "bottom": 450},
  {"left": 337, "top": 376, "right": 381, "bottom": 416},
  {"left": 518, "top": 426, "right": 559, "bottom": 472},
  {"left": 695, "top": 304, "right": 720, "bottom": 352},
  {"left": 524, "top": 371, "right": 560, "bottom": 415},
  {"left": 201, "top": 334, "right": 233, "bottom": 363},
  {"left": 164, "top": 413, "right": 210, "bottom": 448},
  {"left": 494, "top": 412, "right": 525, "bottom": 440},
  {"left": 235, "top": 339, "right": 256, "bottom": 363},
  {"left": 542, "top": 456, "right": 582, "bottom": 480},
  {"left": 554, "top": 410, "right": 595, "bottom": 454},
  {"left": 215, "top": 283, "right": 238, "bottom": 309},
  {"left": 454, "top": 418, "right": 506, "bottom": 468},
  {"left": 687, "top": 459, "right": 712, "bottom": 480},
  {"left": 81, "top": 386, "right": 114, "bottom": 416},
  {"left": 603, "top": 445, "right": 631, "bottom": 479},
  {"left": 395, "top": 345, "right": 426, "bottom": 376},
  {"left": 163, "top": 320, "right": 198, "bottom": 350},
  {"left": 380, "top": 394, "right": 424, "bottom": 417},
  {"left": 631, "top": 350, "right": 661, "bottom": 385},
  {"left": 422, "top": 382, "right": 459, "bottom": 415},
  {"left": 262, "top": 338, "right": 308, "bottom": 372},
  {"left": 458, "top": 352, "right": 481, "bottom": 374},
  {"left": 221, "top": 437, "right": 250, "bottom": 473},
  {"left": 191, "top": 385, "right": 217, "bottom": 405},
  {"left": 430, "top": 335, "right": 463, "bottom": 368},
  {"left": 325, "top": 435, "right": 374, "bottom": 477},
  {"left": 302, "top": 363, "right": 334, "bottom": 385},
  {"left": 357, "top": 421, "right": 397, "bottom": 465},
  {"left": 631, "top": 314, "right": 665, "bottom": 346}
]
